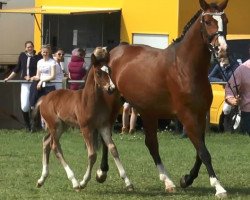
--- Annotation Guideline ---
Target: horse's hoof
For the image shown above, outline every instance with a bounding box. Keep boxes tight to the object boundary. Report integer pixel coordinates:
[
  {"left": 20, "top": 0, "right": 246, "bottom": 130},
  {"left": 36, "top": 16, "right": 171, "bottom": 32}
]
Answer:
[
  {"left": 166, "top": 186, "right": 176, "bottom": 193},
  {"left": 36, "top": 182, "right": 43, "bottom": 188},
  {"left": 215, "top": 192, "right": 227, "bottom": 199},
  {"left": 180, "top": 175, "right": 192, "bottom": 188},
  {"left": 74, "top": 186, "right": 81, "bottom": 192},
  {"left": 96, "top": 170, "right": 107, "bottom": 183},
  {"left": 126, "top": 184, "right": 134, "bottom": 191}
]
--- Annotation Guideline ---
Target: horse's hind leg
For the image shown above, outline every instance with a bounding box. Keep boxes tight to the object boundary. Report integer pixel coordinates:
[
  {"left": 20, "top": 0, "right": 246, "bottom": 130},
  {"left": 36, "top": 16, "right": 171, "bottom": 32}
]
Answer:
[
  {"left": 180, "top": 113, "right": 227, "bottom": 198},
  {"left": 142, "top": 116, "right": 176, "bottom": 192},
  {"left": 99, "top": 126, "right": 134, "bottom": 191},
  {"left": 50, "top": 124, "right": 79, "bottom": 190},
  {"left": 96, "top": 139, "right": 109, "bottom": 183},
  {"left": 37, "top": 133, "right": 51, "bottom": 187}
]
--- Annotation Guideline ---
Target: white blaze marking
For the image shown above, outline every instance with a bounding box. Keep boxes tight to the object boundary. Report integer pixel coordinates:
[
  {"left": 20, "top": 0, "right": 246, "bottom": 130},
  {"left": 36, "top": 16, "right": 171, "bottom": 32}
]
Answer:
[
  {"left": 212, "top": 15, "right": 227, "bottom": 51},
  {"left": 101, "top": 65, "right": 109, "bottom": 73},
  {"left": 101, "top": 65, "right": 115, "bottom": 89}
]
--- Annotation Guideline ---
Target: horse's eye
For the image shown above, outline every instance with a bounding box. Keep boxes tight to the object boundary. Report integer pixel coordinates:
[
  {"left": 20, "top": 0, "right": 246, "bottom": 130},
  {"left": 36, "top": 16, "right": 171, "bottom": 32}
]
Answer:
[
  {"left": 205, "top": 20, "right": 212, "bottom": 26},
  {"left": 96, "top": 70, "right": 102, "bottom": 77}
]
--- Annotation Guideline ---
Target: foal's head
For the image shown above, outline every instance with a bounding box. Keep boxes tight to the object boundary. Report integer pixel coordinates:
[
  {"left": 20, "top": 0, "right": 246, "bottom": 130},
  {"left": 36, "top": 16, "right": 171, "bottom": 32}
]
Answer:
[
  {"left": 91, "top": 47, "right": 115, "bottom": 94},
  {"left": 199, "top": 0, "right": 229, "bottom": 66}
]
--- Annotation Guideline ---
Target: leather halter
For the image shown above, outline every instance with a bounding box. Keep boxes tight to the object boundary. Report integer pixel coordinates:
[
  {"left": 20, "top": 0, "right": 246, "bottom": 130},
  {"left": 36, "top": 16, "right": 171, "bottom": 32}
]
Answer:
[{"left": 200, "top": 11, "right": 226, "bottom": 52}]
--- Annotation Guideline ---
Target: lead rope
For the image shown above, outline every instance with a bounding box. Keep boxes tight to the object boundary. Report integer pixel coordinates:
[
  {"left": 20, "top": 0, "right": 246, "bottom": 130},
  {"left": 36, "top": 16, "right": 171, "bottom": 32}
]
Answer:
[{"left": 211, "top": 50, "right": 240, "bottom": 131}]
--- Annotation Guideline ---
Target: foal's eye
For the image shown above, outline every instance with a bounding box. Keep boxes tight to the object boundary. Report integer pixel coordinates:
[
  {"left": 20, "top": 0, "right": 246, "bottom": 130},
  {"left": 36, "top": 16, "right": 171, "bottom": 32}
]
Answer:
[
  {"left": 205, "top": 20, "right": 212, "bottom": 26},
  {"left": 97, "top": 71, "right": 102, "bottom": 77}
]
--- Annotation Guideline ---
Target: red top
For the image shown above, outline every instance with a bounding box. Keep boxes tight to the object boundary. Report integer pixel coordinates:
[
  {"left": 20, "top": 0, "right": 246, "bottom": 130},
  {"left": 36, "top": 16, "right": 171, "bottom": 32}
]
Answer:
[{"left": 68, "top": 56, "right": 86, "bottom": 90}]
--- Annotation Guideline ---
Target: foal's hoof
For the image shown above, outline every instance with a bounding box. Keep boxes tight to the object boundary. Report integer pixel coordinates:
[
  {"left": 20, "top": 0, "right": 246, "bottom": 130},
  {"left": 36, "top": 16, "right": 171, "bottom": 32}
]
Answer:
[
  {"left": 180, "top": 175, "right": 192, "bottom": 188},
  {"left": 215, "top": 192, "right": 227, "bottom": 199},
  {"left": 36, "top": 182, "right": 43, "bottom": 188},
  {"left": 74, "top": 186, "right": 81, "bottom": 192},
  {"left": 126, "top": 184, "right": 134, "bottom": 192},
  {"left": 96, "top": 169, "right": 107, "bottom": 183},
  {"left": 165, "top": 186, "right": 176, "bottom": 193}
]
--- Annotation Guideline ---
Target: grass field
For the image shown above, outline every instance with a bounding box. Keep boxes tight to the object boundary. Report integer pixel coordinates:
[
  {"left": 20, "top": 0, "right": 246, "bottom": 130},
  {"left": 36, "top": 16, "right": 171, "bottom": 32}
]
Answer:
[{"left": 0, "top": 129, "right": 249, "bottom": 200}]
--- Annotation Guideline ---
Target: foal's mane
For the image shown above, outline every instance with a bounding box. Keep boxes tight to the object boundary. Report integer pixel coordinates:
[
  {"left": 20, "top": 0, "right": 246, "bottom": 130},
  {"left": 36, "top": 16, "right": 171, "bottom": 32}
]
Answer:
[{"left": 173, "top": 9, "right": 202, "bottom": 44}]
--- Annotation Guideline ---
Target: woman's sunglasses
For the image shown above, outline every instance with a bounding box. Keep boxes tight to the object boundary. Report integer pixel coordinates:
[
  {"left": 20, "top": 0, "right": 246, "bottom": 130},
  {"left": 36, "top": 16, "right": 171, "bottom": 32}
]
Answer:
[{"left": 58, "top": 53, "right": 64, "bottom": 56}]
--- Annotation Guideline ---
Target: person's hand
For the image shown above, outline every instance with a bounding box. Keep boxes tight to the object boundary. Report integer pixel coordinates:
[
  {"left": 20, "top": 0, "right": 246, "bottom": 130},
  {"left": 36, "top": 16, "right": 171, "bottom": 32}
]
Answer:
[
  {"left": 37, "top": 81, "right": 42, "bottom": 90},
  {"left": 30, "top": 76, "right": 38, "bottom": 81},
  {"left": 227, "top": 95, "right": 240, "bottom": 106},
  {"left": 24, "top": 76, "right": 30, "bottom": 81}
]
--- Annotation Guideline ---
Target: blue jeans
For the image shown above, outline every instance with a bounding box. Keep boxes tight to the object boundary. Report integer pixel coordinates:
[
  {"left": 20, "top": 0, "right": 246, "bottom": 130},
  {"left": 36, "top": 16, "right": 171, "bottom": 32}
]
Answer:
[{"left": 240, "top": 111, "right": 250, "bottom": 135}]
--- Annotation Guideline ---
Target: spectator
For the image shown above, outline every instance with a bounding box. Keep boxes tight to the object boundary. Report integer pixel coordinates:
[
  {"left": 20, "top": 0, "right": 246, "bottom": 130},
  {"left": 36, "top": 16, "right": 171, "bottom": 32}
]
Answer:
[
  {"left": 53, "top": 48, "right": 65, "bottom": 89},
  {"left": 121, "top": 102, "right": 138, "bottom": 134},
  {"left": 4, "top": 41, "right": 41, "bottom": 132},
  {"left": 209, "top": 55, "right": 239, "bottom": 132},
  {"left": 225, "top": 59, "right": 250, "bottom": 135},
  {"left": 68, "top": 48, "right": 87, "bottom": 90},
  {"left": 30, "top": 45, "right": 56, "bottom": 109},
  {"left": 209, "top": 56, "right": 238, "bottom": 82}
]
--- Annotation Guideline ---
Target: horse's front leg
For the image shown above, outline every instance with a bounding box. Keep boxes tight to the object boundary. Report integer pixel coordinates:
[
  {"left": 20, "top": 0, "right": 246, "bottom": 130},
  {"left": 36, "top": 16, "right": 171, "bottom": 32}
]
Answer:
[
  {"left": 99, "top": 126, "right": 134, "bottom": 191},
  {"left": 37, "top": 134, "right": 51, "bottom": 187},
  {"left": 96, "top": 139, "right": 109, "bottom": 183},
  {"left": 142, "top": 116, "right": 176, "bottom": 193},
  {"left": 180, "top": 112, "right": 227, "bottom": 198},
  {"left": 79, "top": 128, "right": 97, "bottom": 189}
]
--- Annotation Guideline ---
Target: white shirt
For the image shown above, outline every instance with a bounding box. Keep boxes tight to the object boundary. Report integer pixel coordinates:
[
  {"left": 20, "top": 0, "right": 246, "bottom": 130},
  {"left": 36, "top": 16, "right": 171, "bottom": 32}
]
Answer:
[{"left": 37, "top": 58, "right": 56, "bottom": 86}]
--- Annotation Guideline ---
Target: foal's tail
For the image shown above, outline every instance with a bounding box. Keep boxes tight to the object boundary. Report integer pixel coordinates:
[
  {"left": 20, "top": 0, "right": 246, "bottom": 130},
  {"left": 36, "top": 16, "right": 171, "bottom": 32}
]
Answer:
[
  {"left": 31, "top": 97, "right": 46, "bottom": 130},
  {"left": 32, "top": 97, "right": 44, "bottom": 119}
]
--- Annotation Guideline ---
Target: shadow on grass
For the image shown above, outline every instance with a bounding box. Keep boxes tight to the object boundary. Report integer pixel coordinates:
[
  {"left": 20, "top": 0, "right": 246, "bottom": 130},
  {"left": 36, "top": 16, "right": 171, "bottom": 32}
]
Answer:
[{"left": 96, "top": 185, "right": 250, "bottom": 198}]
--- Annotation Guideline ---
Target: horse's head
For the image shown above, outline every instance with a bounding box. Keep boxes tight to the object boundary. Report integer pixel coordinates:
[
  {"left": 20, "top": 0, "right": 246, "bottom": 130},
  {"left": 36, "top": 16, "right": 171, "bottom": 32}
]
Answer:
[
  {"left": 199, "top": 0, "right": 229, "bottom": 67},
  {"left": 91, "top": 47, "right": 115, "bottom": 94}
]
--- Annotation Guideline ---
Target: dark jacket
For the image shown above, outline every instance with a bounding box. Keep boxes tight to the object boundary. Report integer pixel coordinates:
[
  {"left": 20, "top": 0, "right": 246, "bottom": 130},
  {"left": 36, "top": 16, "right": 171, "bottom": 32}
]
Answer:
[
  {"left": 13, "top": 52, "right": 41, "bottom": 79},
  {"left": 68, "top": 56, "right": 86, "bottom": 90}
]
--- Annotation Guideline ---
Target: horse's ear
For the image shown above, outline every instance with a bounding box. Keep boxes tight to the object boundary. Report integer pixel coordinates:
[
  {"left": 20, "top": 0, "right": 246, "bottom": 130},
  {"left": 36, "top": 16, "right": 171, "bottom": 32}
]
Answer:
[
  {"left": 199, "top": 0, "right": 209, "bottom": 10},
  {"left": 218, "top": 0, "right": 228, "bottom": 11},
  {"left": 91, "top": 53, "right": 97, "bottom": 67}
]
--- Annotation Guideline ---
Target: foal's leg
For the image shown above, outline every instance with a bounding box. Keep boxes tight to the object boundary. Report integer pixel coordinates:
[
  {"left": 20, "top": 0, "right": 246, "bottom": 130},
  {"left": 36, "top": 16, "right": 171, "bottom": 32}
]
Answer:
[
  {"left": 142, "top": 116, "right": 176, "bottom": 192},
  {"left": 180, "top": 113, "right": 227, "bottom": 198},
  {"left": 96, "top": 139, "right": 109, "bottom": 183},
  {"left": 79, "top": 128, "right": 97, "bottom": 189},
  {"left": 37, "top": 133, "right": 51, "bottom": 187},
  {"left": 99, "top": 126, "right": 134, "bottom": 191},
  {"left": 50, "top": 124, "right": 79, "bottom": 190}
]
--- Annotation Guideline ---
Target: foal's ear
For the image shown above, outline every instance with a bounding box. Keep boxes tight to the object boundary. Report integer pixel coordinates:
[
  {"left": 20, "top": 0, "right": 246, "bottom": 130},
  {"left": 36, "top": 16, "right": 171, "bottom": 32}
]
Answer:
[
  {"left": 91, "top": 53, "right": 98, "bottom": 67},
  {"left": 218, "top": 0, "right": 228, "bottom": 11},
  {"left": 199, "top": 0, "right": 209, "bottom": 10}
]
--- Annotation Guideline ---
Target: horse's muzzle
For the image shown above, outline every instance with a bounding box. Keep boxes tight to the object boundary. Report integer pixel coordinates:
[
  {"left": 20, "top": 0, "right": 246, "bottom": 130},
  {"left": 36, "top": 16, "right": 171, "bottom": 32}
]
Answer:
[{"left": 107, "top": 85, "right": 115, "bottom": 94}]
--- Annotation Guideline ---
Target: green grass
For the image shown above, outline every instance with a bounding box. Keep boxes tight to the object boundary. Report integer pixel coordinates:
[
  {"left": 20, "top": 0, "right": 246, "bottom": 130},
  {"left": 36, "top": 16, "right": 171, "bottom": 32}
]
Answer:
[{"left": 0, "top": 129, "right": 249, "bottom": 200}]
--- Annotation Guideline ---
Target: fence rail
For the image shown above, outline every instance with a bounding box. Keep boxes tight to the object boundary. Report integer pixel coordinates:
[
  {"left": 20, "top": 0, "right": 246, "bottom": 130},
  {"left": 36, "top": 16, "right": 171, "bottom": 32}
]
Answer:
[{"left": 0, "top": 79, "right": 85, "bottom": 89}]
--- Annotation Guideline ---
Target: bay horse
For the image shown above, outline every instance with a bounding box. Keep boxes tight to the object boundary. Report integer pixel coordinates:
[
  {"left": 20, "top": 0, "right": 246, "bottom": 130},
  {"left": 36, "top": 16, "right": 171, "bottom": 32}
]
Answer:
[
  {"left": 35, "top": 47, "right": 133, "bottom": 191},
  {"left": 96, "top": 0, "right": 229, "bottom": 198}
]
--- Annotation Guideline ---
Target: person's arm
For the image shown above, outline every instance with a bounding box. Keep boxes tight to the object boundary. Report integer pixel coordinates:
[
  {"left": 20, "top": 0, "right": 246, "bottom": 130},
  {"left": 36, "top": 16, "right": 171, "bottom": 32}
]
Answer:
[
  {"left": 4, "top": 71, "right": 17, "bottom": 81},
  {"left": 5, "top": 53, "right": 23, "bottom": 81},
  {"left": 225, "top": 66, "right": 241, "bottom": 106},
  {"left": 30, "top": 68, "right": 40, "bottom": 81}
]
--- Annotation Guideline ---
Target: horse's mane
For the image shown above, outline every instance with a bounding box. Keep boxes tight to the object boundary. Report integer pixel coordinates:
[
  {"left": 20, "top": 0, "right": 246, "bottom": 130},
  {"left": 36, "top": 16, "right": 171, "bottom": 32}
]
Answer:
[{"left": 173, "top": 9, "right": 202, "bottom": 44}]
